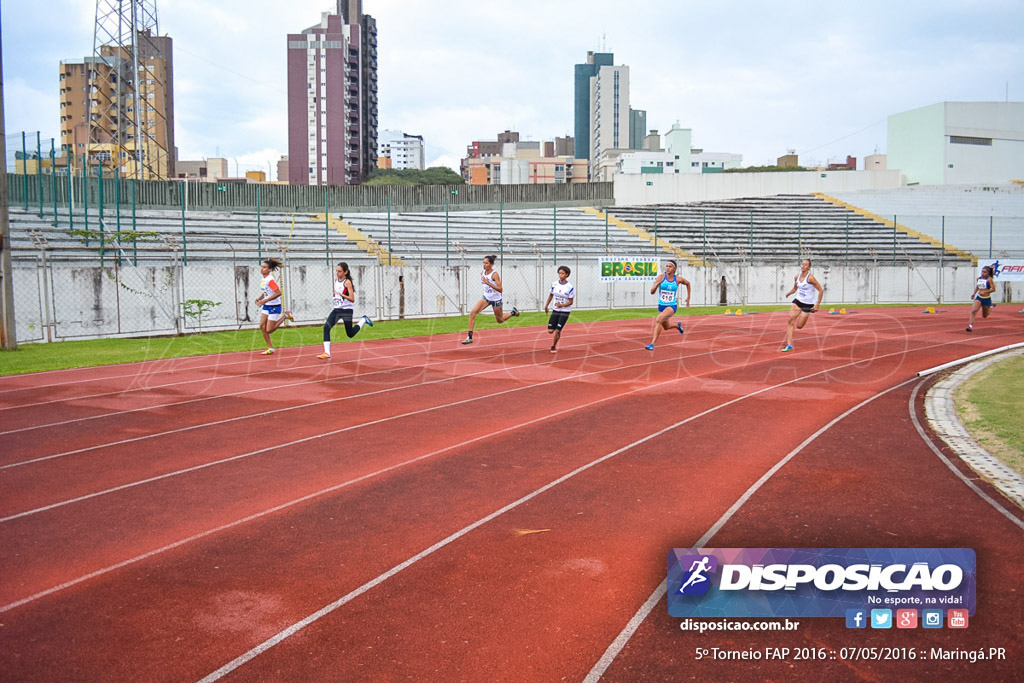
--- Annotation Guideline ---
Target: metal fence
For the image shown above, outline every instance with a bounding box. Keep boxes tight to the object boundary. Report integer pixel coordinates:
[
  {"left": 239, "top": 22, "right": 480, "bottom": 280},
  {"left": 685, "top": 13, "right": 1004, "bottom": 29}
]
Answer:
[
  {"left": 8, "top": 243, "right": 1010, "bottom": 344},
  {"left": 4, "top": 170, "right": 614, "bottom": 213}
]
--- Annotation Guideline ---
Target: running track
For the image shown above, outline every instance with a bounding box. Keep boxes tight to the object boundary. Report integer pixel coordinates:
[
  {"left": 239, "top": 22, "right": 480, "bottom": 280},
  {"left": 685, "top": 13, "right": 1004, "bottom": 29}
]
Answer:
[{"left": 0, "top": 308, "right": 1021, "bottom": 681}]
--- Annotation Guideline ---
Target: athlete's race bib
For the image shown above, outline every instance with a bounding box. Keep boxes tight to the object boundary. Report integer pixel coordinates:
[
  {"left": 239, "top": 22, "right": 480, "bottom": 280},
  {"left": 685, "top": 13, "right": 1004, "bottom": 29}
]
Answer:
[{"left": 659, "top": 289, "right": 676, "bottom": 304}]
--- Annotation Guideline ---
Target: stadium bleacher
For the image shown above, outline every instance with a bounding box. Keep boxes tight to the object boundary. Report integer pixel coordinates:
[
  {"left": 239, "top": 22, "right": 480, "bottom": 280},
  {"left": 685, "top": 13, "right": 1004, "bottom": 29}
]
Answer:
[{"left": 609, "top": 194, "right": 975, "bottom": 264}]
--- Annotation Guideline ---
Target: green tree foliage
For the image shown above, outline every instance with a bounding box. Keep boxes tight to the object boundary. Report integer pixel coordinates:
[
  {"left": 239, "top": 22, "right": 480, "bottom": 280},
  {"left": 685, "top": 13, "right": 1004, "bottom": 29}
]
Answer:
[
  {"left": 364, "top": 167, "right": 464, "bottom": 186},
  {"left": 722, "top": 165, "right": 809, "bottom": 173}
]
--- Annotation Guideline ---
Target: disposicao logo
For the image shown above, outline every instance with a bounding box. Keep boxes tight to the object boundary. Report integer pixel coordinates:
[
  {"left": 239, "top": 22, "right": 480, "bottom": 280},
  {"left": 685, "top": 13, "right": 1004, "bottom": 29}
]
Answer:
[{"left": 667, "top": 548, "right": 976, "bottom": 619}]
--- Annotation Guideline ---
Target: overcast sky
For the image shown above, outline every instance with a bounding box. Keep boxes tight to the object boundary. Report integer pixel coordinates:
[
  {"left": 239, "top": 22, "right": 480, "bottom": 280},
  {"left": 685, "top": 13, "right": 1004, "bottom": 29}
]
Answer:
[{"left": 3, "top": 0, "right": 1022, "bottom": 179}]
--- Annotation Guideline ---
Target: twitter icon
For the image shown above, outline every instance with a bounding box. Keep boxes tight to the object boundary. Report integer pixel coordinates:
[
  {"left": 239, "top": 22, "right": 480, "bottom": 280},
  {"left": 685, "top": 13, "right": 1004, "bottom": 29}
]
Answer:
[{"left": 870, "top": 609, "right": 892, "bottom": 629}]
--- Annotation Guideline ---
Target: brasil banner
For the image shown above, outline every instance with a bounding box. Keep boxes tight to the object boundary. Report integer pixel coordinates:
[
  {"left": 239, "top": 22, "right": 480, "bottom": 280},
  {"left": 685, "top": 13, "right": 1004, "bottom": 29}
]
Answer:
[{"left": 599, "top": 258, "right": 661, "bottom": 282}]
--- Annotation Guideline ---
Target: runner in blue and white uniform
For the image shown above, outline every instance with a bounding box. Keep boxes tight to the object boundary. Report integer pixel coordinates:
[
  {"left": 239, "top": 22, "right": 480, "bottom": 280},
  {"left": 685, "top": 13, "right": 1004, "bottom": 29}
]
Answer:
[
  {"left": 966, "top": 265, "right": 995, "bottom": 332},
  {"left": 543, "top": 265, "right": 575, "bottom": 353},
  {"left": 645, "top": 260, "right": 690, "bottom": 350},
  {"left": 317, "top": 262, "right": 373, "bottom": 359},
  {"left": 254, "top": 258, "right": 294, "bottom": 355},
  {"left": 781, "top": 258, "right": 823, "bottom": 352},
  {"left": 462, "top": 254, "right": 519, "bottom": 345}
]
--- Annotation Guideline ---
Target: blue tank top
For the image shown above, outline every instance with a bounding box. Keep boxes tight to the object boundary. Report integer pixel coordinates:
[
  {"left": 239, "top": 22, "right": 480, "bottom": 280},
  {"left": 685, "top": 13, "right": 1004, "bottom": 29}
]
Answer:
[{"left": 658, "top": 274, "right": 678, "bottom": 306}]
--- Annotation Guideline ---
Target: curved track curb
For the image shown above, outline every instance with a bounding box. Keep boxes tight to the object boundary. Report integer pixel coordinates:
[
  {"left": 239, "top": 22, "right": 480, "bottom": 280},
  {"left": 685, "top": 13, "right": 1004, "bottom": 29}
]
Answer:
[{"left": 924, "top": 348, "right": 1024, "bottom": 510}]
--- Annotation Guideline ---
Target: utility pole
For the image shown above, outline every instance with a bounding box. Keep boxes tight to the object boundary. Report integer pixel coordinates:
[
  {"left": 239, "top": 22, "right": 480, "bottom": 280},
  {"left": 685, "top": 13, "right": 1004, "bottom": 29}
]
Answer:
[{"left": 0, "top": 21, "right": 18, "bottom": 349}]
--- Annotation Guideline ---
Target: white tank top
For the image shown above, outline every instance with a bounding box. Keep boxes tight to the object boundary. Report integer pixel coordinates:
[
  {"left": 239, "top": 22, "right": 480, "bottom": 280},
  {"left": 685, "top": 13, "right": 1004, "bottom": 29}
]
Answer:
[
  {"left": 333, "top": 278, "right": 354, "bottom": 310},
  {"left": 795, "top": 272, "right": 816, "bottom": 305},
  {"left": 482, "top": 270, "right": 501, "bottom": 302}
]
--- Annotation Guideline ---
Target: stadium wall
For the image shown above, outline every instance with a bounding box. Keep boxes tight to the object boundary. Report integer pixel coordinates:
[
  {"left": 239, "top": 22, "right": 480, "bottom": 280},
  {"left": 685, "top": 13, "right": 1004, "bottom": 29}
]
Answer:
[
  {"left": 614, "top": 170, "right": 903, "bottom": 205},
  {"left": 9, "top": 254, "right": 985, "bottom": 343}
]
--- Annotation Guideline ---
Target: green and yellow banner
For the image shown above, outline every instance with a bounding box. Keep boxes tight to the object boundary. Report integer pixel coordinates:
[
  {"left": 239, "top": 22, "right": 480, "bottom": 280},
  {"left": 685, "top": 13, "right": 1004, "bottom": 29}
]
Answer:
[{"left": 599, "top": 258, "right": 661, "bottom": 282}]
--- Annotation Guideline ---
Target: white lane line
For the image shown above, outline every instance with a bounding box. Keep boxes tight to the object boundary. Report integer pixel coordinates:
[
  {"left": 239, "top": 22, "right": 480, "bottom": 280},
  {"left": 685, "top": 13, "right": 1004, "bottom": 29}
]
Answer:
[
  {"left": 0, "top": 324, "right": 699, "bottom": 468},
  {"left": 0, "top": 316, "right": 646, "bottom": 395},
  {"left": 909, "top": 381, "right": 1024, "bottom": 531},
  {"left": 0, "top": 362, "right": 704, "bottom": 614},
  {"left": 0, "top": 313, "right": 949, "bottom": 464},
  {"left": 1, "top": 317, "right": 944, "bottom": 513},
  {"left": 0, "top": 323, "right": 644, "bottom": 437},
  {"left": 0, "top": 320, "right": 632, "bottom": 410},
  {"left": 583, "top": 377, "right": 919, "bottom": 682},
  {"left": 0, "top": 333, "right": 779, "bottom": 519},
  {"left": 198, "top": 348, "right": 950, "bottom": 682},
  {"left": 916, "top": 341, "right": 1024, "bottom": 377}
]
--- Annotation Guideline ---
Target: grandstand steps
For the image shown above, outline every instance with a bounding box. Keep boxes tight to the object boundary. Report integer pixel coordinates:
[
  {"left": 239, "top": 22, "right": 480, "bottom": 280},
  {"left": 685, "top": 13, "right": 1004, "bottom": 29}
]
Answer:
[
  {"left": 815, "top": 193, "right": 977, "bottom": 266},
  {"left": 582, "top": 207, "right": 705, "bottom": 266},
  {"left": 310, "top": 213, "right": 405, "bottom": 266}
]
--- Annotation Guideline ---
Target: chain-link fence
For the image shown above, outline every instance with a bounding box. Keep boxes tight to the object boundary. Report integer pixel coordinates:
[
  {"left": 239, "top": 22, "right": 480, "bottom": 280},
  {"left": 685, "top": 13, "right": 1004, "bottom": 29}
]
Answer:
[{"left": 8, "top": 243, "right": 1012, "bottom": 344}]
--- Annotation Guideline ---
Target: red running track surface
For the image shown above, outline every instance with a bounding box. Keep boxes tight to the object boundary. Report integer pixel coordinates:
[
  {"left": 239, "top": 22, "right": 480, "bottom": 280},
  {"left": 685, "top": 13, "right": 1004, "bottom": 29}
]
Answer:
[{"left": 0, "top": 308, "right": 1021, "bottom": 681}]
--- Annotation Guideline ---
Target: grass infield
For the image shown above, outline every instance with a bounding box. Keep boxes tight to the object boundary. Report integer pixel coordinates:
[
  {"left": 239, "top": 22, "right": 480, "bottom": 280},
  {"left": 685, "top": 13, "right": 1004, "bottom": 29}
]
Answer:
[
  {"left": 954, "top": 353, "right": 1024, "bottom": 481},
  {"left": 0, "top": 303, "right": 968, "bottom": 376}
]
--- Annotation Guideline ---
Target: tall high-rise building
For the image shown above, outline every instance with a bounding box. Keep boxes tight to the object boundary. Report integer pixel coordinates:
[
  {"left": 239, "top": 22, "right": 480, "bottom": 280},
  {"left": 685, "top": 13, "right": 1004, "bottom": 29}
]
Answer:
[
  {"left": 378, "top": 130, "right": 425, "bottom": 170},
  {"left": 60, "top": 30, "right": 175, "bottom": 179},
  {"left": 287, "top": 0, "right": 378, "bottom": 186},
  {"left": 629, "top": 108, "right": 646, "bottom": 150},
  {"left": 573, "top": 51, "right": 613, "bottom": 162},
  {"left": 589, "top": 63, "right": 630, "bottom": 181}
]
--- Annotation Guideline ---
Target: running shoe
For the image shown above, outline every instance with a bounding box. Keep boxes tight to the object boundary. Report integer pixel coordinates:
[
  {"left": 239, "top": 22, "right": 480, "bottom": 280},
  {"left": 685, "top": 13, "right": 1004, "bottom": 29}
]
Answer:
[
  {"left": 461, "top": 337, "right": 474, "bottom": 345},
  {"left": 550, "top": 345, "right": 557, "bottom": 353},
  {"left": 965, "top": 325, "right": 972, "bottom": 332},
  {"left": 261, "top": 348, "right": 275, "bottom": 355},
  {"left": 511, "top": 307, "right": 520, "bottom": 317},
  {"left": 781, "top": 344, "right": 793, "bottom": 352},
  {"left": 645, "top": 344, "right": 655, "bottom": 350},
  {"left": 285, "top": 310, "right": 295, "bottom": 322},
  {"left": 677, "top": 321, "right": 685, "bottom": 334},
  {"left": 317, "top": 353, "right": 331, "bottom": 359},
  {"left": 362, "top": 315, "right": 374, "bottom": 327}
]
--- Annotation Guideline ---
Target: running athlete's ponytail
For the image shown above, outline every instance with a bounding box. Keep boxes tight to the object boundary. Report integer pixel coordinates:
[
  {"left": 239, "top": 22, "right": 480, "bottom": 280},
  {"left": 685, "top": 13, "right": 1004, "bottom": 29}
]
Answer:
[
  {"left": 338, "top": 262, "right": 355, "bottom": 291},
  {"left": 263, "top": 258, "right": 282, "bottom": 270},
  {"left": 484, "top": 255, "right": 497, "bottom": 265},
  {"left": 981, "top": 265, "right": 994, "bottom": 279}
]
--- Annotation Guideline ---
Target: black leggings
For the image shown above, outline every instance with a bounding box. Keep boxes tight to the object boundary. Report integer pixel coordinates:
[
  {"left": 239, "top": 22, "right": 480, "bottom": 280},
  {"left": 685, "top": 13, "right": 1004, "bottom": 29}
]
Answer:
[{"left": 324, "top": 308, "right": 360, "bottom": 341}]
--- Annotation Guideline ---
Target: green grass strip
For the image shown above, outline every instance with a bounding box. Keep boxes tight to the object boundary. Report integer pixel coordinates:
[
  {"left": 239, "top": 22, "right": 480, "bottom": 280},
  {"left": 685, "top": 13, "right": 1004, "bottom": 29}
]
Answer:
[{"left": 955, "top": 354, "right": 1024, "bottom": 479}]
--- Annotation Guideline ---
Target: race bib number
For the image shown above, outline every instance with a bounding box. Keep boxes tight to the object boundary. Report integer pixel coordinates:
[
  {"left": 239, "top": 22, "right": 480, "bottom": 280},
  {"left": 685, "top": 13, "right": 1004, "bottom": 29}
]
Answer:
[{"left": 659, "top": 289, "right": 676, "bottom": 304}]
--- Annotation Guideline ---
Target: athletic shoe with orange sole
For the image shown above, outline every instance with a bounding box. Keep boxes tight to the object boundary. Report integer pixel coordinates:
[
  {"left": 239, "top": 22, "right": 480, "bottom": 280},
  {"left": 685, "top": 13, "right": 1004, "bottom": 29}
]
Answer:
[{"left": 317, "top": 352, "right": 331, "bottom": 359}]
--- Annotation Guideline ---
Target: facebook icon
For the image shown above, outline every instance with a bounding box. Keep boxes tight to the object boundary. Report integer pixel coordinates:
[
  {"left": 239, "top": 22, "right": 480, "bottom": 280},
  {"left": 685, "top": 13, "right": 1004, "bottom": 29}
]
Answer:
[{"left": 846, "top": 609, "right": 867, "bottom": 629}]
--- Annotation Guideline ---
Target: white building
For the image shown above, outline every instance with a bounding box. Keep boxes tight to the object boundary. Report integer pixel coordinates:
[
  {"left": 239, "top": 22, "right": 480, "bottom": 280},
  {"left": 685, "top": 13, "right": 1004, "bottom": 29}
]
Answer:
[
  {"left": 589, "top": 64, "right": 630, "bottom": 181},
  {"left": 690, "top": 150, "right": 743, "bottom": 173},
  {"left": 378, "top": 130, "right": 425, "bottom": 170},
  {"left": 616, "top": 151, "right": 679, "bottom": 175},
  {"left": 888, "top": 102, "right": 1024, "bottom": 185}
]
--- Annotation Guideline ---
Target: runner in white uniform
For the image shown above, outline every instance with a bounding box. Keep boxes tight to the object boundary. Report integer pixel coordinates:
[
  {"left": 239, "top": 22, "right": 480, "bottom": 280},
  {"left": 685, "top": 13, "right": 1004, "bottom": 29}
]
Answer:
[
  {"left": 781, "top": 258, "right": 823, "bottom": 352},
  {"left": 543, "top": 266, "right": 575, "bottom": 352},
  {"left": 462, "top": 255, "right": 519, "bottom": 344},
  {"left": 317, "top": 262, "right": 373, "bottom": 359},
  {"left": 254, "top": 258, "right": 294, "bottom": 355}
]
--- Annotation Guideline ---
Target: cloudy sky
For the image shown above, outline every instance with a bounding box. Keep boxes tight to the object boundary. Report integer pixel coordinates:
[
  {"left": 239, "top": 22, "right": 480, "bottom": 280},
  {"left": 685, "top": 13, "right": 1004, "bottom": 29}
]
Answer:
[{"left": 3, "top": 0, "right": 1022, "bottom": 179}]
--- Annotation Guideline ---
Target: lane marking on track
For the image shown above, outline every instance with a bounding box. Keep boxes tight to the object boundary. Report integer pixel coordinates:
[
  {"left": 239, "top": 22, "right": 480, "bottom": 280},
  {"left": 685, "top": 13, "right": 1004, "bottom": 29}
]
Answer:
[
  {"left": 909, "top": 381, "right": 1024, "bottom": 531},
  {"left": 0, "top": 318, "right": 954, "bottom": 516},
  {"left": 583, "top": 377, "right": 919, "bottom": 682},
  {"left": 916, "top": 341, "right": 1024, "bottom": 377},
  {"left": 0, "top": 323, "right": 642, "bottom": 413},
  {"left": 0, "top": 313, "right": 950, "bottom": 467},
  {"left": 197, "top": 338, "right": 984, "bottom": 683},
  {"left": 0, "top": 316, "right": 657, "bottom": 394},
  {"left": 0, "top": 321, "right": 971, "bottom": 610},
  {"left": 0, "top": 322, "right": 652, "bottom": 437}
]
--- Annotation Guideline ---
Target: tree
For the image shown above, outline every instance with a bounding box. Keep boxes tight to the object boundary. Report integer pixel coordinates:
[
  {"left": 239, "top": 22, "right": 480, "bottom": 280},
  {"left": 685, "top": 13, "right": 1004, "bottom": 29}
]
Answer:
[{"left": 364, "top": 166, "right": 464, "bottom": 186}]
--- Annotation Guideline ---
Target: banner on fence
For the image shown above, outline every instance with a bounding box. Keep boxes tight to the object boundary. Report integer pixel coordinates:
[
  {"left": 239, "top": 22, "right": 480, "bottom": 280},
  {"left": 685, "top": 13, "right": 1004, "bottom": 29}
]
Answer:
[
  {"left": 991, "top": 259, "right": 1024, "bottom": 281},
  {"left": 599, "top": 257, "right": 661, "bottom": 282}
]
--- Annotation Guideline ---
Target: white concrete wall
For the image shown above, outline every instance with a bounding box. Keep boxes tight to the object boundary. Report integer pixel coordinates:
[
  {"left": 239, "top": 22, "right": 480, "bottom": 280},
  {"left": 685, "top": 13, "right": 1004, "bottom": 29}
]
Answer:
[
  {"left": 614, "top": 169, "right": 903, "bottom": 205},
  {"left": 12, "top": 257, "right": 998, "bottom": 343}
]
